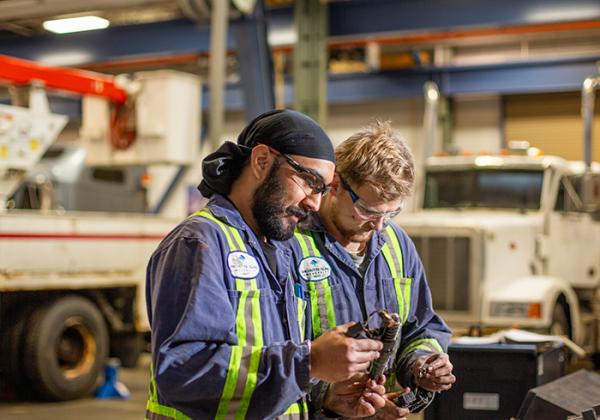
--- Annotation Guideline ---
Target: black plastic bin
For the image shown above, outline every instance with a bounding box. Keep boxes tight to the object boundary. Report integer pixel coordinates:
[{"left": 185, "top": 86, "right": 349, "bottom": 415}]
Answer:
[{"left": 424, "top": 342, "right": 565, "bottom": 420}]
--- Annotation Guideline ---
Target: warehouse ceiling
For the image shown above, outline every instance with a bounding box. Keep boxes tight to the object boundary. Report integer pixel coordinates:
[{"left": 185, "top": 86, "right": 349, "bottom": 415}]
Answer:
[
  {"left": 0, "top": 0, "right": 177, "bottom": 36},
  {"left": 0, "top": 0, "right": 296, "bottom": 37},
  {"left": 0, "top": 0, "right": 598, "bottom": 104},
  {"left": 0, "top": 0, "right": 598, "bottom": 53}
]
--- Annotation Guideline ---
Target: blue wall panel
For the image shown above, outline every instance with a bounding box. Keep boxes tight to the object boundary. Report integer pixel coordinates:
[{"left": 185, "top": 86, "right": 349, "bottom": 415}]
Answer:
[
  {"left": 328, "top": 0, "right": 600, "bottom": 37},
  {"left": 441, "top": 59, "right": 599, "bottom": 95},
  {"left": 328, "top": 71, "right": 428, "bottom": 103},
  {"left": 0, "top": 19, "right": 221, "bottom": 63}
]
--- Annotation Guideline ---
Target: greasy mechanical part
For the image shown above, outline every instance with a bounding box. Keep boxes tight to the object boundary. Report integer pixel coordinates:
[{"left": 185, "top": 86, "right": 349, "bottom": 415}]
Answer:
[
  {"left": 394, "top": 353, "right": 441, "bottom": 413},
  {"left": 347, "top": 312, "right": 438, "bottom": 413},
  {"left": 346, "top": 310, "right": 401, "bottom": 379},
  {"left": 393, "top": 388, "right": 435, "bottom": 413},
  {"left": 369, "top": 311, "right": 401, "bottom": 379}
]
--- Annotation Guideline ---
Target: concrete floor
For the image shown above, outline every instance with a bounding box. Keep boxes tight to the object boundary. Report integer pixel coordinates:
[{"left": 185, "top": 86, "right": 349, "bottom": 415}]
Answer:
[
  {"left": 0, "top": 353, "right": 424, "bottom": 419},
  {"left": 1, "top": 352, "right": 592, "bottom": 419},
  {"left": 0, "top": 355, "right": 150, "bottom": 420}
]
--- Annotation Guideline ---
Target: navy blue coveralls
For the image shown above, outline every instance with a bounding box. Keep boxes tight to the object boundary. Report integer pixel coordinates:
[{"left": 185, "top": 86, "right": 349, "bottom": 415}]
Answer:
[
  {"left": 145, "top": 195, "right": 309, "bottom": 419},
  {"left": 291, "top": 219, "right": 451, "bottom": 389}
]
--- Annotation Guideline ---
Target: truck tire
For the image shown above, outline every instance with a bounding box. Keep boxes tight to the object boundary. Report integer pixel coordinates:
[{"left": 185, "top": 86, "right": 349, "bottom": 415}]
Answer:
[
  {"left": 550, "top": 302, "right": 570, "bottom": 338},
  {"left": 23, "top": 296, "right": 109, "bottom": 400},
  {"left": 590, "top": 351, "right": 600, "bottom": 370},
  {"left": 110, "top": 332, "right": 142, "bottom": 368},
  {"left": 0, "top": 308, "right": 33, "bottom": 399}
]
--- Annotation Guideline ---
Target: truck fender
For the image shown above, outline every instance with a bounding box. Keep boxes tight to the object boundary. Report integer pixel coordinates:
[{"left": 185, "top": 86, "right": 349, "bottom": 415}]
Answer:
[{"left": 484, "top": 276, "right": 581, "bottom": 343}]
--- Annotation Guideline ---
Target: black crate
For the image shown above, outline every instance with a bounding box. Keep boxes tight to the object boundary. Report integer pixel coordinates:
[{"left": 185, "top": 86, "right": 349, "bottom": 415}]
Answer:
[
  {"left": 518, "top": 369, "right": 600, "bottom": 419},
  {"left": 424, "top": 342, "right": 565, "bottom": 420}
]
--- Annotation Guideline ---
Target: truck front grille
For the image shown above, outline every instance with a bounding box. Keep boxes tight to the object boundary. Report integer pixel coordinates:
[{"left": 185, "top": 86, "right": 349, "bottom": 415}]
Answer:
[{"left": 411, "top": 235, "right": 471, "bottom": 312}]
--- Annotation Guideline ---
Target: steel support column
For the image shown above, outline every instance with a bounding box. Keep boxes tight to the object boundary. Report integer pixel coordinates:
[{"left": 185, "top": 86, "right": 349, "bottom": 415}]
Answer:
[
  {"left": 232, "top": 0, "right": 275, "bottom": 121},
  {"left": 440, "top": 96, "right": 454, "bottom": 152},
  {"left": 208, "top": 0, "right": 229, "bottom": 150},
  {"left": 293, "top": 0, "right": 327, "bottom": 124}
]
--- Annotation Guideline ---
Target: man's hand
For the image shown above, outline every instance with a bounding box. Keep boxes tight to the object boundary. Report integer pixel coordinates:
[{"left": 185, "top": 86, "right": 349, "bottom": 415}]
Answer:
[
  {"left": 412, "top": 353, "right": 455, "bottom": 392},
  {"left": 310, "top": 322, "right": 383, "bottom": 382},
  {"left": 369, "top": 389, "right": 412, "bottom": 420},
  {"left": 322, "top": 374, "right": 387, "bottom": 417}
]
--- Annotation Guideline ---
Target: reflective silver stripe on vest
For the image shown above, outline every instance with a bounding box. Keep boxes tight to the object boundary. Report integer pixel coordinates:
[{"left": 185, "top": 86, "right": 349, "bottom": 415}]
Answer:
[
  {"left": 313, "top": 280, "right": 330, "bottom": 331},
  {"left": 145, "top": 410, "right": 176, "bottom": 420},
  {"left": 302, "top": 235, "right": 329, "bottom": 331},
  {"left": 227, "top": 346, "right": 255, "bottom": 415}
]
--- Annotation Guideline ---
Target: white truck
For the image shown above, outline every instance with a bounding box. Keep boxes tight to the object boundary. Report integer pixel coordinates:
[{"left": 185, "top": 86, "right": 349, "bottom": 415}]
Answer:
[
  {"left": 0, "top": 55, "right": 201, "bottom": 400},
  {"left": 399, "top": 75, "right": 600, "bottom": 360}
]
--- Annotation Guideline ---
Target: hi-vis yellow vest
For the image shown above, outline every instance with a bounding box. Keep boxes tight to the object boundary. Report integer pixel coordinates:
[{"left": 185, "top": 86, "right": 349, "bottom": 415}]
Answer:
[{"left": 146, "top": 209, "right": 308, "bottom": 420}]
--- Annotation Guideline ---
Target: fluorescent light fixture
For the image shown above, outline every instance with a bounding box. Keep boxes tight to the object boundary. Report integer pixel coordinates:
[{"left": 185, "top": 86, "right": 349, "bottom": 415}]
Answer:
[
  {"left": 38, "top": 51, "right": 94, "bottom": 66},
  {"left": 43, "top": 16, "right": 109, "bottom": 34},
  {"left": 526, "top": 6, "right": 600, "bottom": 23}
]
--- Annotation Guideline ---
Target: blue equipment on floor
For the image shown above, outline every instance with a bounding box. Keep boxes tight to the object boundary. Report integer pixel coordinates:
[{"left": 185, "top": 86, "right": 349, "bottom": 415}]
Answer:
[{"left": 96, "top": 359, "right": 131, "bottom": 399}]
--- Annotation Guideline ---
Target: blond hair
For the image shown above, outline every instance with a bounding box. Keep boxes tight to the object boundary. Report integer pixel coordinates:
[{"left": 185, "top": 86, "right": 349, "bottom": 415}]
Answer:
[{"left": 335, "top": 120, "right": 415, "bottom": 201}]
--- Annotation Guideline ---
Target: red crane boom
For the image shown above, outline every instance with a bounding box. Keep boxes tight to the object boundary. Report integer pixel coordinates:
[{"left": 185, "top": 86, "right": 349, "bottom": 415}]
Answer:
[{"left": 0, "top": 54, "right": 127, "bottom": 104}]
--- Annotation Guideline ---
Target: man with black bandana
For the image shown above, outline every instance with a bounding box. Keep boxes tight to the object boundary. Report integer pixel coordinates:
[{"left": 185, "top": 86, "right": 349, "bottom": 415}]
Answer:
[{"left": 145, "top": 110, "right": 386, "bottom": 420}]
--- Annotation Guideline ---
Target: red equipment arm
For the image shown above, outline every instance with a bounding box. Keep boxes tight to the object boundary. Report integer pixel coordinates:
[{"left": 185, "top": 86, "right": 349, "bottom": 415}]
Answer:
[{"left": 0, "top": 54, "right": 127, "bottom": 104}]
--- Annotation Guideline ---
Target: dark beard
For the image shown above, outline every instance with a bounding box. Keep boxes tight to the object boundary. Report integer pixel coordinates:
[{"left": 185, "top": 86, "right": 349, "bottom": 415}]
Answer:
[{"left": 252, "top": 161, "right": 309, "bottom": 241}]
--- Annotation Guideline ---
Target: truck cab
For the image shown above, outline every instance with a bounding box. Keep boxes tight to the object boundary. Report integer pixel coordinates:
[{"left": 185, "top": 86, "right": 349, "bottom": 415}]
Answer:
[{"left": 398, "top": 151, "right": 600, "bottom": 353}]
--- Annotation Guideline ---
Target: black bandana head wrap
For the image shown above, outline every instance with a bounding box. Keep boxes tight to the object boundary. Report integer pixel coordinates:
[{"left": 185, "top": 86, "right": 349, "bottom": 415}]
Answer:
[{"left": 198, "top": 109, "right": 335, "bottom": 197}]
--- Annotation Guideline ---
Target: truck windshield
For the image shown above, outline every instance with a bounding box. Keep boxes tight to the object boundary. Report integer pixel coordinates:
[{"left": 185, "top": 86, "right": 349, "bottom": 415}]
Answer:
[{"left": 424, "top": 169, "right": 544, "bottom": 210}]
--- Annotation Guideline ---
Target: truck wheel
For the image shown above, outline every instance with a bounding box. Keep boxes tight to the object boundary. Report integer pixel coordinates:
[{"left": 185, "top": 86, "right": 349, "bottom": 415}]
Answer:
[
  {"left": 550, "top": 302, "right": 570, "bottom": 338},
  {"left": 0, "top": 308, "right": 33, "bottom": 399},
  {"left": 589, "top": 352, "right": 600, "bottom": 370},
  {"left": 23, "top": 296, "right": 108, "bottom": 400},
  {"left": 110, "top": 332, "right": 142, "bottom": 368}
]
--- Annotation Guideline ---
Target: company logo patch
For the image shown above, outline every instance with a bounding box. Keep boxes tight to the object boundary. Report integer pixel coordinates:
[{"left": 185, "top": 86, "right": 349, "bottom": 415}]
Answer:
[
  {"left": 227, "top": 251, "right": 260, "bottom": 279},
  {"left": 298, "top": 257, "right": 331, "bottom": 281}
]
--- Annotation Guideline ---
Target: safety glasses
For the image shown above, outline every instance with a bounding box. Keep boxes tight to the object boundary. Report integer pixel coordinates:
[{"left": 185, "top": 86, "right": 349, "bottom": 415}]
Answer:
[
  {"left": 338, "top": 175, "right": 403, "bottom": 221},
  {"left": 268, "top": 147, "right": 331, "bottom": 196}
]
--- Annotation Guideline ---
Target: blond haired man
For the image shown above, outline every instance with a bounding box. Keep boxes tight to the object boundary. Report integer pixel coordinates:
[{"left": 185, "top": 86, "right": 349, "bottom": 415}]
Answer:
[{"left": 292, "top": 121, "right": 455, "bottom": 419}]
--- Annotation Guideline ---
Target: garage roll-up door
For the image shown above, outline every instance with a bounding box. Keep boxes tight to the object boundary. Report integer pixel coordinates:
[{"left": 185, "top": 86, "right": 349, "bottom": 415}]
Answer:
[{"left": 504, "top": 92, "right": 600, "bottom": 162}]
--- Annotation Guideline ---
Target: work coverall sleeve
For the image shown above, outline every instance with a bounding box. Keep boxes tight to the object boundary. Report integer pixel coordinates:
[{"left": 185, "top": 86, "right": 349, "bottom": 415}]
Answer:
[
  {"left": 146, "top": 225, "right": 311, "bottom": 418},
  {"left": 393, "top": 231, "right": 452, "bottom": 388}
]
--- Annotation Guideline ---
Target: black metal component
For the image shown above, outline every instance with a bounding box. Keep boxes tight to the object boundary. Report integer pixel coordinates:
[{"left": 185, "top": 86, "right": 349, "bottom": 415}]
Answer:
[
  {"left": 345, "top": 321, "right": 368, "bottom": 339},
  {"left": 345, "top": 310, "right": 400, "bottom": 379},
  {"left": 394, "top": 388, "right": 435, "bottom": 413}
]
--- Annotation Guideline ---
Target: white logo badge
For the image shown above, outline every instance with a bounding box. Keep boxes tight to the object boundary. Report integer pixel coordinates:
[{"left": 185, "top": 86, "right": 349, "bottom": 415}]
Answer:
[
  {"left": 298, "top": 257, "right": 331, "bottom": 281},
  {"left": 227, "top": 251, "right": 260, "bottom": 279}
]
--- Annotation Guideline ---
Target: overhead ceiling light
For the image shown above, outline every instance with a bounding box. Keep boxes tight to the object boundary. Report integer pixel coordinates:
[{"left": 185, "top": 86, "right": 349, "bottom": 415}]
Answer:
[{"left": 43, "top": 16, "right": 110, "bottom": 34}]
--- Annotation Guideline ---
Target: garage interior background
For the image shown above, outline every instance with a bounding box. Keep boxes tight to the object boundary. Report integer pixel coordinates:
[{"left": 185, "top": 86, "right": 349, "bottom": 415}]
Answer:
[
  {"left": 0, "top": 0, "right": 598, "bottom": 163},
  {"left": 1, "top": 0, "right": 600, "bottom": 418}
]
